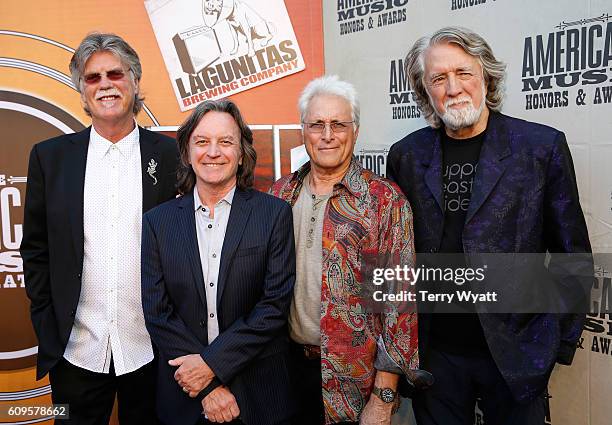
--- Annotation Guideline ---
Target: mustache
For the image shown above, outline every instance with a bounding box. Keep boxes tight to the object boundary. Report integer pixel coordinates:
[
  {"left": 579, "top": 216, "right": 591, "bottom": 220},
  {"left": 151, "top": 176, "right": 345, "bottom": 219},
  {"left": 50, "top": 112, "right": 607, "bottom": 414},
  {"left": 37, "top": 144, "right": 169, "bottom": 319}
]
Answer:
[
  {"left": 445, "top": 97, "right": 473, "bottom": 108},
  {"left": 95, "top": 89, "right": 122, "bottom": 99}
]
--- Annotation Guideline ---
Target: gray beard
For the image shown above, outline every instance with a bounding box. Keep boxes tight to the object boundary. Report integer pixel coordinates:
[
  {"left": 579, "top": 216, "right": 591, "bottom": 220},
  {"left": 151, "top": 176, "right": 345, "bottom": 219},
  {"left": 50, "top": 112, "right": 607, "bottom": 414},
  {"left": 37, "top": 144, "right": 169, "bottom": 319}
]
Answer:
[
  {"left": 440, "top": 96, "right": 485, "bottom": 131},
  {"left": 433, "top": 83, "right": 487, "bottom": 131}
]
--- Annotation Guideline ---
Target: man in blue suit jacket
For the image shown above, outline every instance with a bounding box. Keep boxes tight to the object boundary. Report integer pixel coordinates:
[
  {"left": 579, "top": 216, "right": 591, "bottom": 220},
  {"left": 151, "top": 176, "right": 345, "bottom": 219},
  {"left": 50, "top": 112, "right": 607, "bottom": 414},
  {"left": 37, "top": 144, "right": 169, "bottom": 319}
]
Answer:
[
  {"left": 387, "top": 27, "right": 591, "bottom": 425},
  {"left": 142, "top": 99, "right": 295, "bottom": 425}
]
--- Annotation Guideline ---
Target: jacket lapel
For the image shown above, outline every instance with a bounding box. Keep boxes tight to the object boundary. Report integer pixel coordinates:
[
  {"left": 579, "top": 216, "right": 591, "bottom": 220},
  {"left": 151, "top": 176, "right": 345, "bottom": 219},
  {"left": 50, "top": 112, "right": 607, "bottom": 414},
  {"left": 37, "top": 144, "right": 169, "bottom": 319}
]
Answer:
[
  {"left": 424, "top": 131, "right": 445, "bottom": 213},
  {"left": 176, "top": 192, "right": 207, "bottom": 306},
  {"left": 465, "top": 113, "right": 511, "bottom": 224},
  {"left": 66, "top": 128, "right": 90, "bottom": 266},
  {"left": 217, "top": 188, "right": 252, "bottom": 305},
  {"left": 139, "top": 127, "right": 161, "bottom": 213}
]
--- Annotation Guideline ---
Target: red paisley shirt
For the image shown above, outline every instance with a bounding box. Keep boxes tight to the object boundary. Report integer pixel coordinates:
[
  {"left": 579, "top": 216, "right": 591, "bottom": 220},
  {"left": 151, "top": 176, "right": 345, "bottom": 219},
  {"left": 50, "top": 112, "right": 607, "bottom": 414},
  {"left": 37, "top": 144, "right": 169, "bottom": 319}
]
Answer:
[{"left": 270, "top": 158, "right": 419, "bottom": 423}]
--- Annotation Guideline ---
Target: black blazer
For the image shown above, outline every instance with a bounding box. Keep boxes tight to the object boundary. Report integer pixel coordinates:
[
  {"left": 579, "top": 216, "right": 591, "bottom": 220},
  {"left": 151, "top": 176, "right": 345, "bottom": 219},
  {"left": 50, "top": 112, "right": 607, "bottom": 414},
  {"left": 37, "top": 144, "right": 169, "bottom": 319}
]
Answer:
[
  {"left": 141, "top": 189, "right": 296, "bottom": 425},
  {"left": 20, "top": 126, "right": 179, "bottom": 379}
]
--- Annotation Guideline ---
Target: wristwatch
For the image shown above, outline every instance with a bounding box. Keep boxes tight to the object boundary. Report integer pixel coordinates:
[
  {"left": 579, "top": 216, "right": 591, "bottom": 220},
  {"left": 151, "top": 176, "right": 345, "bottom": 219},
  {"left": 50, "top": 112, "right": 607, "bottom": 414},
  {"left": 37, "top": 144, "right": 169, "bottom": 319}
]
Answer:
[{"left": 372, "top": 386, "right": 397, "bottom": 403}]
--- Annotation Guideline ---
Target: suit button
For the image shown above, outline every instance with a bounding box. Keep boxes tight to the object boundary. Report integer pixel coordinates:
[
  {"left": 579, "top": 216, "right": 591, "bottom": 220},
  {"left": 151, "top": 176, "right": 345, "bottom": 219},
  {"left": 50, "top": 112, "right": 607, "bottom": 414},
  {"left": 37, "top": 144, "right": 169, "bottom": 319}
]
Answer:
[
  {"left": 199, "top": 320, "right": 205, "bottom": 327},
  {"left": 70, "top": 309, "right": 76, "bottom": 317},
  {"left": 76, "top": 273, "right": 82, "bottom": 279},
  {"left": 430, "top": 248, "right": 438, "bottom": 253}
]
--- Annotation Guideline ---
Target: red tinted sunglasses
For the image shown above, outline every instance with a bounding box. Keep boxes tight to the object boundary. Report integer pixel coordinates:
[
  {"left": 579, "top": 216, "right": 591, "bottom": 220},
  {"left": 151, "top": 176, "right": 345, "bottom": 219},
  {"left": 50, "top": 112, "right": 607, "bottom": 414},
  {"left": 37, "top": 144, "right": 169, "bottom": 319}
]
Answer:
[{"left": 83, "top": 69, "right": 128, "bottom": 84}]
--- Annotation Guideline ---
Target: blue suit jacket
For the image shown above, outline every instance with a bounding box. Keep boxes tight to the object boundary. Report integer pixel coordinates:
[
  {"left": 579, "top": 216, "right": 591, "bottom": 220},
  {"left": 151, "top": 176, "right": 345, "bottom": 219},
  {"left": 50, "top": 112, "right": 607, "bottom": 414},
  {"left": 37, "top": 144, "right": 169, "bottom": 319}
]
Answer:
[
  {"left": 387, "top": 111, "right": 592, "bottom": 402},
  {"left": 142, "top": 188, "right": 296, "bottom": 425}
]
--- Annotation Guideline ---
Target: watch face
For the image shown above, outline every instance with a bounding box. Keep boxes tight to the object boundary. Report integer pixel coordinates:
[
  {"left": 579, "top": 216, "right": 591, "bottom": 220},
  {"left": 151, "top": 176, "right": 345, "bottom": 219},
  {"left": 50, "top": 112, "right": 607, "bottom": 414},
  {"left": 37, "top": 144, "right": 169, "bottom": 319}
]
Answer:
[{"left": 381, "top": 388, "right": 395, "bottom": 403}]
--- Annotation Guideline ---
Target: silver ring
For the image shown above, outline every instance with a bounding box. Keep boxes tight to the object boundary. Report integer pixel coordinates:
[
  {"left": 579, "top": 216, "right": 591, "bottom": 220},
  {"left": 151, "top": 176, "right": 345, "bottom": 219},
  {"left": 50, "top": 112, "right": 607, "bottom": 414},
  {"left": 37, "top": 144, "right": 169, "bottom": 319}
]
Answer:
[{"left": 183, "top": 386, "right": 189, "bottom": 393}]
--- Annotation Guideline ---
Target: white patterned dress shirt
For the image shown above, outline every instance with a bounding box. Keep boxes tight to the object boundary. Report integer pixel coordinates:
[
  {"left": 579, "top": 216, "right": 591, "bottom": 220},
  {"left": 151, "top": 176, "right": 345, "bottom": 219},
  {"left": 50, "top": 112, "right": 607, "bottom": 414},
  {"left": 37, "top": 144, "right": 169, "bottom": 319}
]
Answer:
[{"left": 63, "top": 124, "right": 154, "bottom": 375}]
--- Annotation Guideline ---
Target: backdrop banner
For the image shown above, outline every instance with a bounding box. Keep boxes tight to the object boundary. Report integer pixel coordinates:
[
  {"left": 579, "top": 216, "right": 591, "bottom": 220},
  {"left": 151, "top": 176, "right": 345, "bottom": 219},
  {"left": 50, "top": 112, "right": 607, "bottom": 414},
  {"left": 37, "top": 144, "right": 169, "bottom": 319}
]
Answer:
[
  {"left": 0, "top": 1, "right": 323, "bottom": 423},
  {"left": 323, "top": 1, "right": 612, "bottom": 424}
]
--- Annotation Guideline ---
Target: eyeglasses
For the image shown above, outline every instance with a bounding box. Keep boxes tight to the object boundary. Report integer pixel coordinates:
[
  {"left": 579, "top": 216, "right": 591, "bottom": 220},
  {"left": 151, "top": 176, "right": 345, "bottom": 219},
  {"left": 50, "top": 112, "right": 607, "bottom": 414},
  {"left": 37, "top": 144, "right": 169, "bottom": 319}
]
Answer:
[
  {"left": 82, "top": 69, "right": 129, "bottom": 85},
  {"left": 302, "top": 121, "right": 355, "bottom": 134}
]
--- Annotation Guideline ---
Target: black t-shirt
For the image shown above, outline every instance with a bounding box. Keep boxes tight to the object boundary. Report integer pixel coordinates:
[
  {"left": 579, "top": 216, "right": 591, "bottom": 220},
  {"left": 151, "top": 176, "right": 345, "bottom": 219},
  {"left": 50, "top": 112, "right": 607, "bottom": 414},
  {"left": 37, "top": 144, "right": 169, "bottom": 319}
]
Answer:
[{"left": 430, "top": 130, "right": 489, "bottom": 355}]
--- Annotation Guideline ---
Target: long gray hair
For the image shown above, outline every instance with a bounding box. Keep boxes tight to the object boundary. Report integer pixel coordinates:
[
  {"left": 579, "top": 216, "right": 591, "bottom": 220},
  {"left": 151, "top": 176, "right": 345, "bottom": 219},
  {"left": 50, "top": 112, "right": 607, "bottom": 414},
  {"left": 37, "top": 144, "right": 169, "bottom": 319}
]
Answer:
[
  {"left": 69, "top": 32, "right": 144, "bottom": 115},
  {"left": 405, "top": 26, "right": 506, "bottom": 128}
]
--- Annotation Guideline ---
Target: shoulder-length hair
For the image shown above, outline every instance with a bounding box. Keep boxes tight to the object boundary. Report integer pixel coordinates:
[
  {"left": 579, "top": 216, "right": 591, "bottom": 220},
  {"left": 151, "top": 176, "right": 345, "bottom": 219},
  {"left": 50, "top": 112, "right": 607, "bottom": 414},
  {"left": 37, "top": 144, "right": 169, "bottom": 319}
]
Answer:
[
  {"left": 405, "top": 26, "right": 506, "bottom": 128},
  {"left": 69, "top": 32, "right": 144, "bottom": 115},
  {"left": 176, "top": 99, "right": 256, "bottom": 194}
]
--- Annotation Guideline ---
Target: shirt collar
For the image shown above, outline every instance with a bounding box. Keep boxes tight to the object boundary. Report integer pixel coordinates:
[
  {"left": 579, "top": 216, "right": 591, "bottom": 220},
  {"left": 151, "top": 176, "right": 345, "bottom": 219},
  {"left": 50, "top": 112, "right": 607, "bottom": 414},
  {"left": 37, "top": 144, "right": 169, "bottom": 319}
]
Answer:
[
  {"left": 89, "top": 122, "right": 140, "bottom": 159},
  {"left": 292, "top": 156, "right": 365, "bottom": 199},
  {"left": 194, "top": 186, "right": 236, "bottom": 212}
]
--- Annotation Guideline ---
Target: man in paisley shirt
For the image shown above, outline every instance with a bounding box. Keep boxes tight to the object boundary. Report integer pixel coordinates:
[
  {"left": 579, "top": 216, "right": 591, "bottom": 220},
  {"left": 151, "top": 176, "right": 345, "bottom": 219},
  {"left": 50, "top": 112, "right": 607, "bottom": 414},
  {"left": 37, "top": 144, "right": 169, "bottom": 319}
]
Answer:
[
  {"left": 387, "top": 27, "right": 591, "bottom": 425},
  {"left": 270, "top": 75, "right": 419, "bottom": 425}
]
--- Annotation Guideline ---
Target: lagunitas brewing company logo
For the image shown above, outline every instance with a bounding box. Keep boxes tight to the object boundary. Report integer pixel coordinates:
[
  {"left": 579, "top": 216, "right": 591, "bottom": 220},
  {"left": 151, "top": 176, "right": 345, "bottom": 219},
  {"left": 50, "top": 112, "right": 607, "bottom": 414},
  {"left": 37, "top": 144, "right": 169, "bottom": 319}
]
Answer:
[
  {"left": 389, "top": 58, "right": 420, "bottom": 120},
  {"left": 521, "top": 14, "right": 612, "bottom": 111},
  {"left": 584, "top": 265, "right": 612, "bottom": 358},
  {"left": 0, "top": 91, "right": 85, "bottom": 370},
  {"left": 145, "top": 0, "right": 306, "bottom": 111},
  {"left": 337, "top": 0, "right": 409, "bottom": 36},
  {"left": 357, "top": 148, "right": 387, "bottom": 178}
]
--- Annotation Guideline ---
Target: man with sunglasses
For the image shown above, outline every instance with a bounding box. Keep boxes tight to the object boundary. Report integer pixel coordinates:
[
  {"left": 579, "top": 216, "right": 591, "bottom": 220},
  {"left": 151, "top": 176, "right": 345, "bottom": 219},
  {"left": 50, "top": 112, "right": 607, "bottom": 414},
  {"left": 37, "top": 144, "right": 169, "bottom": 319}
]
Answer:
[
  {"left": 20, "top": 32, "right": 179, "bottom": 424},
  {"left": 270, "top": 75, "right": 420, "bottom": 424}
]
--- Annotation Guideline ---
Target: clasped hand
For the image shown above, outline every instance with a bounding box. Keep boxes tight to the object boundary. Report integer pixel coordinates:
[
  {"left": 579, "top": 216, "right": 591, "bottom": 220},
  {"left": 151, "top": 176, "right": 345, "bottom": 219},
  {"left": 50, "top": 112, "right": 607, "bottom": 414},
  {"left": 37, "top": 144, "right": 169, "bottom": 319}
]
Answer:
[
  {"left": 202, "top": 386, "right": 240, "bottom": 423},
  {"left": 169, "top": 354, "right": 214, "bottom": 398}
]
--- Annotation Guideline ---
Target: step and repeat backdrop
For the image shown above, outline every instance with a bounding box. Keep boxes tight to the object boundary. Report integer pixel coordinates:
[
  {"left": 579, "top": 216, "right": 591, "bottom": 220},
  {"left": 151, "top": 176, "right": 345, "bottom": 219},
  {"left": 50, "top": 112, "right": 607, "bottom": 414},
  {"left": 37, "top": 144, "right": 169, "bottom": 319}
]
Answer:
[
  {"left": 323, "top": 0, "right": 611, "bottom": 424},
  {"left": 1, "top": 0, "right": 611, "bottom": 424},
  {"left": 0, "top": 1, "right": 322, "bottom": 423}
]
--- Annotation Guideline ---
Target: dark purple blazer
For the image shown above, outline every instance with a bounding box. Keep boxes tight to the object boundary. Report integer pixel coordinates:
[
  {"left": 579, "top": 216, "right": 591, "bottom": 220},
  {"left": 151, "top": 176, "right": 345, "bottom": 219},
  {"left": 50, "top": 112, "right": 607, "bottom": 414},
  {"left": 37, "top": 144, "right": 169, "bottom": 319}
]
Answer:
[{"left": 387, "top": 111, "right": 592, "bottom": 402}]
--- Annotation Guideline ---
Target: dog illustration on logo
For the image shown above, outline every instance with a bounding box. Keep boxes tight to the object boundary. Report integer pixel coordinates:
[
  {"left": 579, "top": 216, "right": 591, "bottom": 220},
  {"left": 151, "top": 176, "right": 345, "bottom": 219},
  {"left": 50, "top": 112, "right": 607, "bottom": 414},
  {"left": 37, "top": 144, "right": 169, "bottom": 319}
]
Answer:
[{"left": 203, "top": 0, "right": 274, "bottom": 57}]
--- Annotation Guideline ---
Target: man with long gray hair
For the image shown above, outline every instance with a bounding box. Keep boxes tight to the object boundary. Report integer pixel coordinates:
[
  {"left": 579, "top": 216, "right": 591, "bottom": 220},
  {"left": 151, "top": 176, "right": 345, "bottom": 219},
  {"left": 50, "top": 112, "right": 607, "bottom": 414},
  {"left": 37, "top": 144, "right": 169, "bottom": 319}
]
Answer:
[
  {"left": 21, "top": 32, "right": 179, "bottom": 423},
  {"left": 387, "top": 27, "right": 591, "bottom": 424}
]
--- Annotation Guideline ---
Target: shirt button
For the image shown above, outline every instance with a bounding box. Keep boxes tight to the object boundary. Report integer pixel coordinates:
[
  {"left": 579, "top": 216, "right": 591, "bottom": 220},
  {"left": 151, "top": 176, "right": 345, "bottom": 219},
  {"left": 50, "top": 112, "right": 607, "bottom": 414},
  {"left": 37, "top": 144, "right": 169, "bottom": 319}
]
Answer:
[
  {"left": 209, "top": 282, "right": 214, "bottom": 287},
  {"left": 209, "top": 313, "right": 215, "bottom": 318},
  {"left": 208, "top": 224, "right": 213, "bottom": 229},
  {"left": 311, "top": 194, "right": 315, "bottom": 199},
  {"left": 212, "top": 253, "right": 217, "bottom": 258},
  {"left": 311, "top": 217, "right": 315, "bottom": 222}
]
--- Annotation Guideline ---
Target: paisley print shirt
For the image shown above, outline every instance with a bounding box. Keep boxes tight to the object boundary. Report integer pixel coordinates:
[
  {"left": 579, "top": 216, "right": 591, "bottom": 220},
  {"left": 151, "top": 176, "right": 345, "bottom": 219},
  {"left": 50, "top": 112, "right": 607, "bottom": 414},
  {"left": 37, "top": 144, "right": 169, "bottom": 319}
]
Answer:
[{"left": 270, "top": 158, "right": 419, "bottom": 423}]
